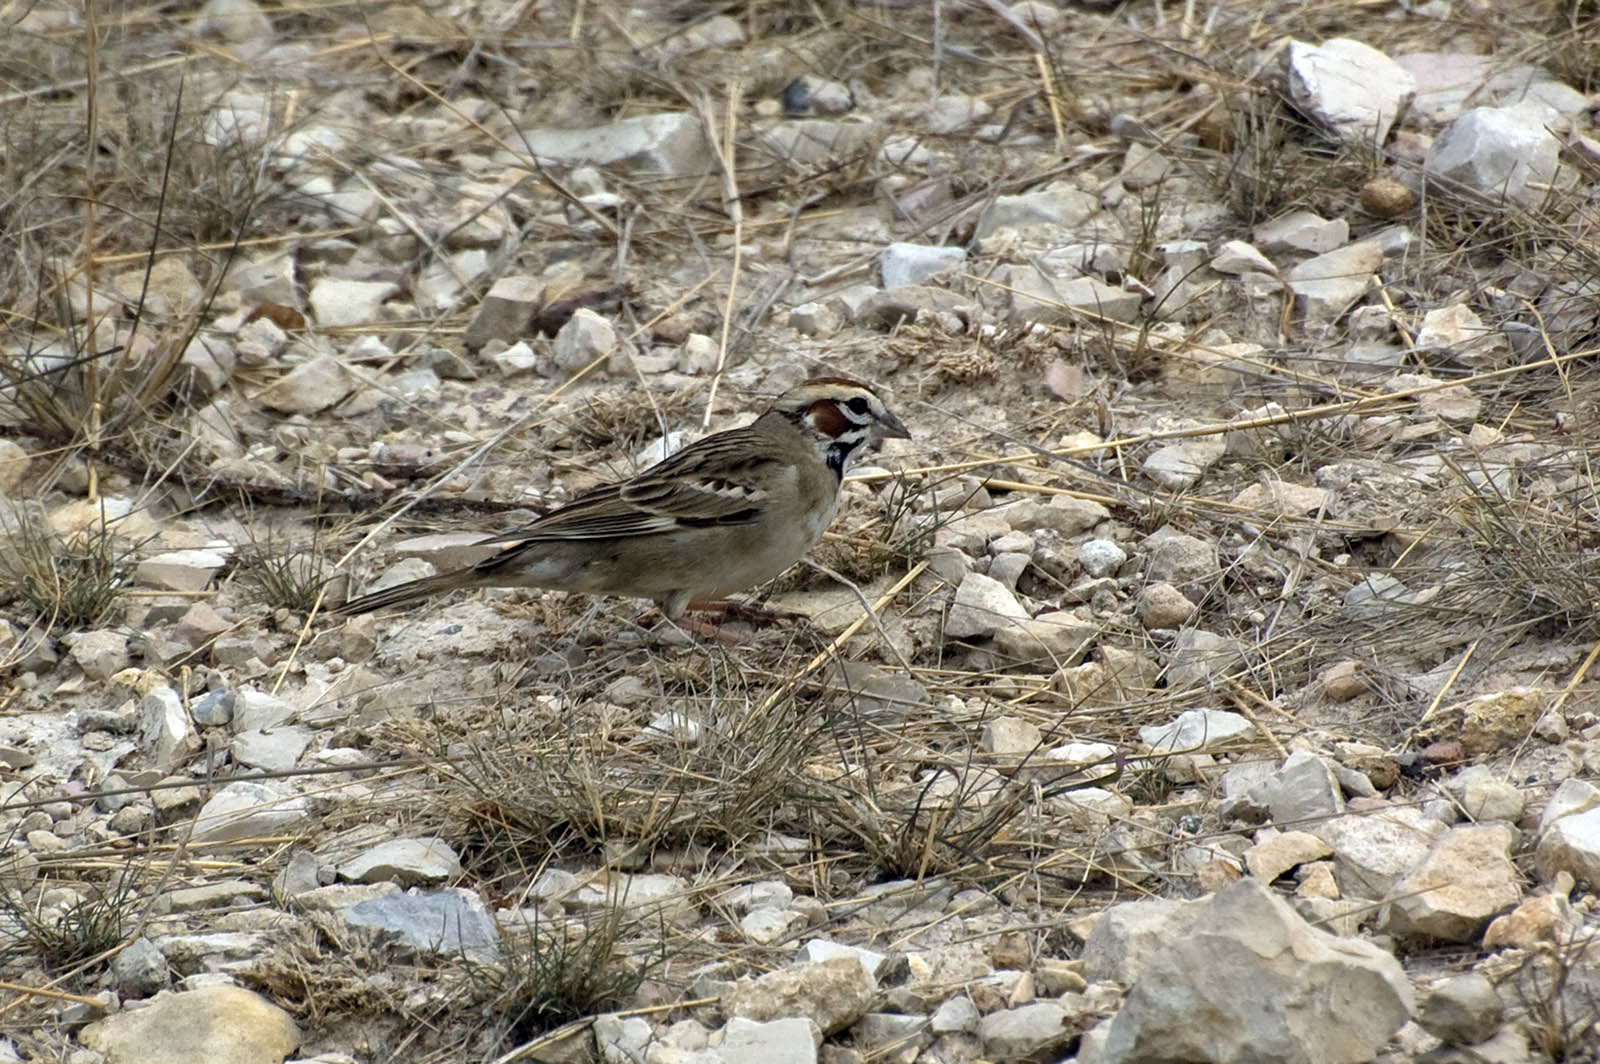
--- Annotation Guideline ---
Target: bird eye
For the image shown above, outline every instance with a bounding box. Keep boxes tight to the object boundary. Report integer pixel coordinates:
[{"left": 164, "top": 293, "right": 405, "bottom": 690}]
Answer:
[{"left": 845, "top": 396, "right": 872, "bottom": 416}]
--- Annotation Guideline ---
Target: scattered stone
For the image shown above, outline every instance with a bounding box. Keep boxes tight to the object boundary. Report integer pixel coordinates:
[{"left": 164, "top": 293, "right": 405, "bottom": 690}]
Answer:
[
  {"left": 307, "top": 278, "right": 397, "bottom": 328},
  {"left": 1284, "top": 38, "right": 1416, "bottom": 145},
  {"left": 1320, "top": 660, "right": 1367, "bottom": 701},
  {"left": 881, "top": 243, "right": 965, "bottom": 289},
  {"left": 257, "top": 354, "right": 352, "bottom": 414},
  {"left": 1417, "top": 972, "right": 1503, "bottom": 1047},
  {"left": 79, "top": 986, "right": 300, "bottom": 1064},
  {"left": 230, "top": 726, "right": 310, "bottom": 772},
  {"left": 110, "top": 936, "right": 170, "bottom": 997},
  {"left": 1443, "top": 765, "right": 1526, "bottom": 823},
  {"left": 1136, "top": 583, "right": 1195, "bottom": 628},
  {"left": 1210, "top": 239, "right": 1277, "bottom": 276},
  {"left": 1535, "top": 803, "right": 1600, "bottom": 889},
  {"left": 1254, "top": 210, "right": 1348, "bottom": 255},
  {"left": 1091, "top": 879, "right": 1411, "bottom": 1064},
  {"left": 1286, "top": 240, "right": 1383, "bottom": 324},
  {"left": 788, "top": 302, "right": 839, "bottom": 336},
  {"left": 757, "top": 118, "right": 877, "bottom": 166},
  {"left": 716, "top": 1016, "right": 821, "bottom": 1064},
  {"left": 522, "top": 113, "right": 712, "bottom": 177},
  {"left": 854, "top": 1012, "right": 930, "bottom": 1051},
  {"left": 980, "top": 716, "right": 1042, "bottom": 756},
  {"left": 340, "top": 887, "right": 499, "bottom": 957},
  {"left": 1482, "top": 890, "right": 1579, "bottom": 950},
  {"left": 1077, "top": 539, "right": 1127, "bottom": 579},
  {"left": 1450, "top": 687, "right": 1545, "bottom": 756},
  {"left": 801, "top": 939, "right": 889, "bottom": 981},
  {"left": 230, "top": 689, "right": 297, "bottom": 732},
  {"left": 594, "top": 1013, "right": 653, "bottom": 1064},
  {"left": 924, "top": 93, "right": 991, "bottom": 133},
  {"left": 726, "top": 956, "right": 876, "bottom": 1035},
  {"left": 945, "top": 572, "right": 1030, "bottom": 639},
  {"left": 1261, "top": 750, "right": 1347, "bottom": 826},
  {"left": 552, "top": 307, "right": 617, "bottom": 373},
  {"left": 487, "top": 340, "right": 538, "bottom": 375},
  {"left": 140, "top": 685, "right": 195, "bottom": 769},
  {"left": 463, "top": 275, "right": 542, "bottom": 349},
  {"left": 338, "top": 837, "right": 461, "bottom": 886},
  {"left": 1141, "top": 527, "right": 1216, "bottom": 587},
  {"left": 69, "top": 629, "right": 130, "bottom": 680},
  {"left": 1312, "top": 806, "right": 1448, "bottom": 898},
  {"left": 992, "top": 611, "right": 1097, "bottom": 665},
  {"left": 1245, "top": 831, "right": 1333, "bottom": 883},
  {"left": 1139, "top": 709, "right": 1254, "bottom": 754},
  {"left": 1424, "top": 105, "right": 1561, "bottom": 206},
  {"left": 192, "top": 780, "right": 309, "bottom": 844},
  {"left": 782, "top": 75, "right": 853, "bottom": 116},
  {"left": 1382, "top": 823, "right": 1521, "bottom": 941},
  {"left": 930, "top": 996, "right": 979, "bottom": 1034},
  {"left": 978, "top": 1002, "right": 1073, "bottom": 1059},
  {"left": 1359, "top": 177, "right": 1414, "bottom": 217}
]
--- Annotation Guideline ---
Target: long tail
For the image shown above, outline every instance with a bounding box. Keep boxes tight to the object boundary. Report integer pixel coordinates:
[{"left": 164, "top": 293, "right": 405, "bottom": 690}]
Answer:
[{"left": 332, "top": 569, "right": 478, "bottom": 615}]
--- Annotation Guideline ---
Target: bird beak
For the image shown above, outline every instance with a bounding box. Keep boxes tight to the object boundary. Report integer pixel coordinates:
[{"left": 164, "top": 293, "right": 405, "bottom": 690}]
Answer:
[{"left": 878, "top": 408, "right": 910, "bottom": 440}]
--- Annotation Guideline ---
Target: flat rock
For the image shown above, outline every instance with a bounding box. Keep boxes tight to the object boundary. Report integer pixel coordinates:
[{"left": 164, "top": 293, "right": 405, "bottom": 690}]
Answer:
[
  {"left": 756, "top": 117, "right": 877, "bottom": 166},
  {"left": 945, "top": 571, "right": 1030, "bottom": 639},
  {"left": 1417, "top": 972, "right": 1504, "bottom": 1047},
  {"left": 80, "top": 986, "right": 299, "bottom": 1064},
  {"left": 979, "top": 1002, "right": 1074, "bottom": 1059},
  {"left": 307, "top": 278, "right": 397, "bottom": 328},
  {"left": 1245, "top": 831, "right": 1334, "bottom": 883},
  {"left": 1287, "top": 240, "right": 1383, "bottom": 324},
  {"left": 1535, "top": 806, "right": 1600, "bottom": 889},
  {"left": 137, "top": 548, "right": 231, "bottom": 592},
  {"left": 340, "top": 887, "right": 499, "bottom": 957},
  {"left": 1311, "top": 806, "right": 1448, "bottom": 898},
  {"left": 1254, "top": 210, "right": 1348, "bottom": 254},
  {"left": 1382, "top": 823, "right": 1521, "bottom": 941},
  {"left": 229, "top": 726, "right": 311, "bottom": 772},
  {"left": 1142, "top": 438, "right": 1225, "bottom": 490},
  {"left": 257, "top": 354, "right": 352, "bottom": 414},
  {"left": 881, "top": 242, "right": 965, "bottom": 289},
  {"left": 975, "top": 182, "right": 1100, "bottom": 239},
  {"left": 522, "top": 112, "right": 712, "bottom": 177},
  {"left": 716, "top": 1016, "right": 820, "bottom": 1064},
  {"left": 1285, "top": 38, "right": 1415, "bottom": 144},
  {"left": 991, "top": 610, "right": 1097, "bottom": 666},
  {"left": 338, "top": 837, "right": 462, "bottom": 886},
  {"left": 1424, "top": 105, "right": 1561, "bottom": 206},
  {"left": 726, "top": 956, "right": 877, "bottom": 1035},
  {"left": 1091, "top": 879, "right": 1412, "bottom": 1064},
  {"left": 192, "top": 780, "right": 310, "bottom": 844},
  {"left": 1139, "top": 709, "right": 1254, "bottom": 754},
  {"left": 1230, "top": 481, "right": 1333, "bottom": 516}
]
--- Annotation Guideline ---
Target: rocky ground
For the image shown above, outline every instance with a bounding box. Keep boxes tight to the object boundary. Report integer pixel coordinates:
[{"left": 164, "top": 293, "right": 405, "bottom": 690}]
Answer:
[{"left": 3, "top": 0, "right": 1600, "bottom": 1062}]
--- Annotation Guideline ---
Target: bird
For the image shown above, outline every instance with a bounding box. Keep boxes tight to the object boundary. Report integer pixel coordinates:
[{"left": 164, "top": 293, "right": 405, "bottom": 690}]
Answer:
[{"left": 333, "top": 377, "right": 910, "bottom": 622}]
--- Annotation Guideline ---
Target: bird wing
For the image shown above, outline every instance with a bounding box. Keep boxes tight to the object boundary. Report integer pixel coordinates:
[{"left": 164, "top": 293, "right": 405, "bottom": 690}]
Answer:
[{"left": 470, "top": 427, "right": 783, "bottom": 561}]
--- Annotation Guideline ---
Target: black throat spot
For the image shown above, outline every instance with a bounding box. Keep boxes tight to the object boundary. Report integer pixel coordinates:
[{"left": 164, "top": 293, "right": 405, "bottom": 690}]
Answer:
[{"left": 825, "top": 439, "right": 857, "bottom": 480}]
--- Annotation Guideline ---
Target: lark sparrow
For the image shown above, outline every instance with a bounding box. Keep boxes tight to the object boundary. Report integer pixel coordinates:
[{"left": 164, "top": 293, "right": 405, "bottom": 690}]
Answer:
[{"left": 334, "top": 377, "right": 910, "bottom": 620}]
